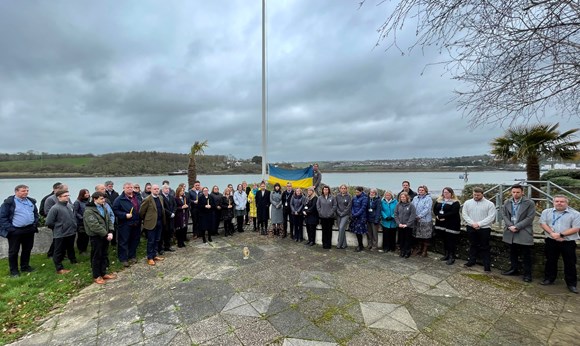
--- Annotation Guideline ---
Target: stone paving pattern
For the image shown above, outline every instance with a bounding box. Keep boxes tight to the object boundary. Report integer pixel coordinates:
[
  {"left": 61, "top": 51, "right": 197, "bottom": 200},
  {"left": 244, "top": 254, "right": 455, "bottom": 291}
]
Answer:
[{"left": 10, "top": 226, "right": 580, "bottom": 346}]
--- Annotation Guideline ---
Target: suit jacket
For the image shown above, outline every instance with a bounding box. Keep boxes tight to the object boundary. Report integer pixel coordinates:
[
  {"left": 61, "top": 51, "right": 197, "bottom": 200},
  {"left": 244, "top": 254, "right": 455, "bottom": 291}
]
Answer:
[
  {"left": 139, "top": 195, "right": 166, "bottom": 230},
  {"left": 502, "top": 196, "right": 536, "bottom": 245}
]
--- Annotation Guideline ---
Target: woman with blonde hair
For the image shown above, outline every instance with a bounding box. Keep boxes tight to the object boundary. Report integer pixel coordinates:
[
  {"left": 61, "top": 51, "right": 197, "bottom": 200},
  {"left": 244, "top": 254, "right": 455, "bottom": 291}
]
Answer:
[
  {"left": 248, "top": 183, "right": 258, "bottom": 232},
  {"left": 335, "top": 184, "right": 352, "bottom": 249},
  {"left": 380, "top": 190, "right": 398, "bottom": 253},
  {"left": 434, "top": 187, "right": 461, "bottom": 265},
  {"left": 304, "top": 186, "right": 319, "bottom": 246},
  {"left": 395, "top": 192, "right": 417, "bottom": 258}
]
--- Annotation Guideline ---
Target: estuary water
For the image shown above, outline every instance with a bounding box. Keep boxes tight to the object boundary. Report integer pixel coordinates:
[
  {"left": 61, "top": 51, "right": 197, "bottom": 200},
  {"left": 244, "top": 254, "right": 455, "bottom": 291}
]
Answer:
[{"left": 0, "top": 171, "right": 526, "bottom": 199}]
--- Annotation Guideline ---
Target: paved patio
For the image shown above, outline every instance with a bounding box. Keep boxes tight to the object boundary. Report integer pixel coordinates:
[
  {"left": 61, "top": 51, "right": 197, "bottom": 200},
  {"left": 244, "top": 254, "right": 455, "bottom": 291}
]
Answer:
[{"left": 10, "top": 227, "right": 580, "bottom": 345}]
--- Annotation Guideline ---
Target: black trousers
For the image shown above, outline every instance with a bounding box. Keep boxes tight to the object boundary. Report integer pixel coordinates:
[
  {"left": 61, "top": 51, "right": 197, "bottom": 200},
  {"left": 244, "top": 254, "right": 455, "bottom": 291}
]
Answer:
[
  {"left": 189, "top": 206, "right": 199, "bottom": 236},
  {"left": 76, "top": 231, "right": 89, "bottom": 253},
  {"left": 293, "top": 214, "right": 304, "bottom": 241},
  {"left": 7, "top": 229, "right": 35, "bottom": 274},
  {"left": 320, "top": 218, "right": 334, "bottom": 249},
  {"left": 90, "top": 235, "right": 109, "bottom": 278},
  {"left": 444, "top": 232, "right": 459, "bottom": 256},
  {"left": 398, "top": 227, "right": 413, "bottom": 254},
  {"left": 53, "top": 235, "right": 77, "bottom": 271},
  {"left": 159, "top": 223, "right": 174, "bottom": 251},
  {"left": 382, "top": 226, "right": 397, "bottom": 251},
  {"left": 306, "top": 224, "right": 317, "bottom": 243},
  {"left": 467, "top": 226, "right": 491, "bottom": 268},
  {"left": 283, "top": 208, "right": 292, "bottom": 233},
  {"left": 236, "top": 216, "right": 244, "bottom": 232},
  {"left": 509, "top": 243, "right": 533, "bottom": 277},
  {"left": 544, "top": 238, "right": 577, "bottom": 286},
  {"left": 175, "top": 226, "right": 187, "bottom": 246}
]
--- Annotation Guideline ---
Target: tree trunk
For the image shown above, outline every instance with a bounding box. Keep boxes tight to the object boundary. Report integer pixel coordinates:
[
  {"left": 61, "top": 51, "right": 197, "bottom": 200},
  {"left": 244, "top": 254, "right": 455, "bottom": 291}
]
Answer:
[
  {"left": 526, "top": 155, "right": 540, "bottom": 199},
  {"left": 188, "top": 157, "right": 197, "bottom": 189}
]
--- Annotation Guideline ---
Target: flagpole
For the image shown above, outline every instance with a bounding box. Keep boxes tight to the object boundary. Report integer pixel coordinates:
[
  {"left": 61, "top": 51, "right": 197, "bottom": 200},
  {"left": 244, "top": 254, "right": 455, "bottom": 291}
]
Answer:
[{"left": 261, "top": 0, "right": 268, "bottom": 181}]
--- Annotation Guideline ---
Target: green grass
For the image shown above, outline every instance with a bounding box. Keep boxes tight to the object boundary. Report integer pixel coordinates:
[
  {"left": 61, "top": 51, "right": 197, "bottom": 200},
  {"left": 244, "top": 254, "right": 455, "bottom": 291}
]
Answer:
[
  {"left": 0, "top": 241, "right": 146, "bottom": 345},
  {"left": 0, "top": 157, "right": 93, "bottom": 169}
]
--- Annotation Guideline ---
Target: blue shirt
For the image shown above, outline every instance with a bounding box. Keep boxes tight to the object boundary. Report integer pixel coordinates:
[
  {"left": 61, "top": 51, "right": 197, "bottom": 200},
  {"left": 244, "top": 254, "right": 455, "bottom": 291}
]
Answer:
[{"left": 13, "top": 197, "right": 36, "bottom": 227}]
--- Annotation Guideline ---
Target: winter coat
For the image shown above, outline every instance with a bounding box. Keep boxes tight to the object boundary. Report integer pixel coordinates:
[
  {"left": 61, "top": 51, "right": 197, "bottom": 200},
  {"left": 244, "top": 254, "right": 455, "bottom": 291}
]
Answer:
[
  {"left": 221, "top": 195, "right": 235, "bottom": 220},
  {"left": 174, "top": 195, "right": 189, "bottom": 229},
  {"left": 255, "top": 189, "right": 271, "bottom": 222},
  {"left": 270, "top": 190, "right": 284, "bottom": 224},
  {"left": 139, "top": 195, "right": 166, "bottom": 230},
  {"left": 45, "top": 201, "right": 77, "bottom": 238},
  {"left": 380, "top": 198, "right": 397, "bottom": 229},
  {"left": 367, "top": 196, "right": 382, "bottom": 224},
  {"left": 83, "top": 202, "right": 114, "bottom": 237}
]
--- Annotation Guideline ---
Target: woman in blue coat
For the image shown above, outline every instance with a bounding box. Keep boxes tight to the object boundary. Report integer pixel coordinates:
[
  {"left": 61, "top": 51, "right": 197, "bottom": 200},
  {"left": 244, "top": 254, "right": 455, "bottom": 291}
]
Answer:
[
  {"left": 349, "top": 186, "right": 368, "bottom": 252},
  {"left": 380, "top": 191, "right": 398, "bottom": 252}
]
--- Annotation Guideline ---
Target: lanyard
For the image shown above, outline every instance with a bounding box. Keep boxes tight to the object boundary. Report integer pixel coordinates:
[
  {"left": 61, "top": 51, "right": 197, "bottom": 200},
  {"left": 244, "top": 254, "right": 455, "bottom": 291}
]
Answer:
[
  {"left": 512, "top": 200, "right": 520, "bottom": 218},
  {"left": 552, "top": 210, "right": 565, "bottom": 226}
]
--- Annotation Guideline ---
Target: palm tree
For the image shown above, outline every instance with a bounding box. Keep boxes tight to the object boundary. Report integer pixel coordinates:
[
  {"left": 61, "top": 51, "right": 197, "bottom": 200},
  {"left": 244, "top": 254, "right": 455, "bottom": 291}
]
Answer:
[
  {"left": 491, "top": 123, "right": 579, "bottom": 198},
  {"left": 187, "top": 140, "right": 208, "bottom": 188}
]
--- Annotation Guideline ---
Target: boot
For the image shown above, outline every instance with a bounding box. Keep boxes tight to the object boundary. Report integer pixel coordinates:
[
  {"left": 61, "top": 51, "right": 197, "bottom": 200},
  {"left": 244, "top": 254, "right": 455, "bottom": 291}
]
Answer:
[
  {"left": 421, "top": 242, "right": 428, "bottom": 257},
  {"left": 440, "top": 251, "right": 450, "bottom": 261},
  {"left": 446, "top": 253, "right": 455, "bottom": 265}
]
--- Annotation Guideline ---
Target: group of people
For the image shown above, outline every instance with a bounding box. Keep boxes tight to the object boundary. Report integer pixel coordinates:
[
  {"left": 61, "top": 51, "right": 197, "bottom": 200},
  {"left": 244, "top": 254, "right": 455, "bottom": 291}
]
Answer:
[{"left": 1, "top": 175, "right": 578, "bottom": 294}]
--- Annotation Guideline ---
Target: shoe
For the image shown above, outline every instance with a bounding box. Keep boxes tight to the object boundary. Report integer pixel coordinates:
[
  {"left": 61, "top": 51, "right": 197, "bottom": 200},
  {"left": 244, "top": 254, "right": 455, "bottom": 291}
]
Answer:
[
  {"left": 446, "top": 258, "right": 455, "bottom": 265},
  {"left": 122, "top": 261, "right": 130, "bottom": 268},
  {"left": 404, "top": 251, "right": 411, "bottom": 258},
  {"left": 70, "top": 259, "right": 78, "bottom": 264},
  {"left": 103, "top": 273, "right": 117, "bottom": 280},
  {"left": 501, "top": 268, "right": 520, "bottom": 276},
  {"left": 441, "top": 253, "right": 450, "bottom": 261},
  {"left": 154, "top": 256, "right": 165, "bottom": 261},
  {"left": 56, "top": 269, "right": 71, "bottom": 275},
  {"left": 21, "top": 266, "right": 35, "bottom": 273},
  {"left": 94, "top": 277, "right": 106, "bottom": 284},
  {"left": 129, "top": 258, "right": 137, "bottom": 265},
  {"left": 147, "top": 259, "right": 155, "bottom": 266},
  {"left": 164, "top": 248, "right": 176, "bottom": 252},
  {"left": 355, "top": 246, "right": 362, "bottom": 252},
  {"left": 309, "top": 242, "right": 315, "bottom": 247},
  {"left": 304, "top": 241, "right": 311, "bottom": 246},
  {"left": 208, "top": 237, "right": 213, "bottom": 242},
  {"left": 484, "top": 267, "right": 491, "bottom": 273},
  {"left": 158, "top": 250, "right": 165, "bottom": 256},
  {"left": 464, "top": 262, "right": 475, "bottom": 268},
  {"left": 399, "top": 252, "right": 405, "bottom": 258},
  {"left": 540, "top": 279, "right": 554, "bottom": 285},
  {"left": 295, "top": 239, "right": 299, "bottom": 242},
  {"left": 567, "top": 285, "right": 578, "bottom": 294},
  {"left": 177, "top": 244, "right": 185, "bottom": 248},
  {"left": 10, "top": 272, "right": 20, "bottom": 277},
  {"left": 378, "top": 249, "right": 384, "bottom": 253},
  {"left": 523, "top": 276, "right": 532, "bottom": 283}
]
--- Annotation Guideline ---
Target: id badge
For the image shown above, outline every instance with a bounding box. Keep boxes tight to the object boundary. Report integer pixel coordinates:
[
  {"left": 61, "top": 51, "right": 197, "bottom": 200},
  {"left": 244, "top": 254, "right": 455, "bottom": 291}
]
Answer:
[
  {"left": 304, "top": 206, "right": 309, "bottom": 210},
  {"left": 369, "top": 208, "right": 373, "bottom": 212},
  {"left": 511, "top": 216, "right": 517, "bottom": 223},
  {"left": 439, "top": 210, "right": 444, "bottom": 215},
  {"left": 285, "top": 202, "right": 287, "bottom": 207}
]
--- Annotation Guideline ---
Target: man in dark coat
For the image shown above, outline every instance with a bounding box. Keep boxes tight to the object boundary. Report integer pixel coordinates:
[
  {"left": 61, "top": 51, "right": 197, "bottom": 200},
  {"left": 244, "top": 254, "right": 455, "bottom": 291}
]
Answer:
[
  {"left": 255, "top": 182, "right": 271, "bottom": 235},
  {"left": 0, "top": 184, "right": 39, "bottom": 277}
]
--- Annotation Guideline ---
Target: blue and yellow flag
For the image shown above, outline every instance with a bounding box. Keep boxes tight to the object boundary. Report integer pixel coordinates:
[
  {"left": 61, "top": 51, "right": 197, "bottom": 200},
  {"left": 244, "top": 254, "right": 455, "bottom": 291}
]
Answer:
[{"left": 268, "top": 164, "right": 313, "bottom": 189}]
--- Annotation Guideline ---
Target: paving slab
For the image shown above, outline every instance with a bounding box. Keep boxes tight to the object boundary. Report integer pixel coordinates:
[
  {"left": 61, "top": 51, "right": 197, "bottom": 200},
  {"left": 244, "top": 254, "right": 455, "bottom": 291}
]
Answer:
[{"left": 8, "top": 227, "right": 580, "bottom": 345}]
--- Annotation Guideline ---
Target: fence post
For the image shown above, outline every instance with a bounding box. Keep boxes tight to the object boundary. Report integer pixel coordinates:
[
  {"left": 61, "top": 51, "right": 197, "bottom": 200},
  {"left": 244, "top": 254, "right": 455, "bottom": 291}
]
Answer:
[
  {"left": 546, "top": 181, "right": 551, "bottom": 209},
  {"left": 496, "top": 184, "right": 503, "bottom": 227}
]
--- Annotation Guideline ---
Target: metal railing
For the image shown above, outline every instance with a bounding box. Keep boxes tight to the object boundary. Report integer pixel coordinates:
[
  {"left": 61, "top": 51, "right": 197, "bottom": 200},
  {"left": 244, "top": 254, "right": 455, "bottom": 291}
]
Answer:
[{"left": 483, "top": 180, "right": 580, "bottom": 226}]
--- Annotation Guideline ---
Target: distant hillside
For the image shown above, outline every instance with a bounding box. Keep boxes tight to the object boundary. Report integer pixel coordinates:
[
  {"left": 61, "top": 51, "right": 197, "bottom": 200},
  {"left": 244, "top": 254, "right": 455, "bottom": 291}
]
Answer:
[{"left": 0, "top": 151, "right": 260, "bottom": 177}]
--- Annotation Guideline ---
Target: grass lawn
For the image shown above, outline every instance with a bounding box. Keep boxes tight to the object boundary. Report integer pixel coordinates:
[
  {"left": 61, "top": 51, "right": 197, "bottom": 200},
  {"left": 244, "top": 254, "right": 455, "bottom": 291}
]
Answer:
[
  {"left": 0, "top": 157, "right": 94, "bottom": 170},
  {"left": 0, "top": 240, "right": 146, "bottom": 345}
]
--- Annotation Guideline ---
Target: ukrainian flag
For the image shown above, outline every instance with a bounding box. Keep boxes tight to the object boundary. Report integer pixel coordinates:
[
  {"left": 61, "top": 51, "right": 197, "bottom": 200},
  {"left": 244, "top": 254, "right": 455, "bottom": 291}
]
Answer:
[{"left": 268, "top": 164, "right": 313, "bottom": 189}]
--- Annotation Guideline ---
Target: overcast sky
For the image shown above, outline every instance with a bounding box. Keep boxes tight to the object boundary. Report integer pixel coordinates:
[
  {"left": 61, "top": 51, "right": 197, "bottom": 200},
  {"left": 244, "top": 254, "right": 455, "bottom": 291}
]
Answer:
[{"left": 0, "top": 0, "right": 573, "bottom": 162}]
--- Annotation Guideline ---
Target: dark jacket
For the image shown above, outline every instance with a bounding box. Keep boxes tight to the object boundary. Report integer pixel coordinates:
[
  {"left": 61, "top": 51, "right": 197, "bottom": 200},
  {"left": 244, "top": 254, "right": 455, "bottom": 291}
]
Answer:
[
  {"left": 112, "top": 192, "right": 142, "bottom": 226},
  {"left": 255, "top": 189, "right": 271, "bottom": 221},
  {"left": 394, "top": 201, "right": 417, "bottom": 227},
  {"left": 0, "top": 196, "right": 39, "bottom": 237},
  {"left": 73, "top": 199, "right": 88, "bottom": 232},
  {"left": 45, "top": 201, "right": 77, "bottom": 239},
  {"left": 83, "top": 202, "right": 114, "bottom": 237},
  {"left": 502, "top": 196, "right": 536, "bottom": 245},
  {"left": 174, "top": 195, "right": 189, "bottom": 229},
  {"left": 221, "top": 195, "right": 235, "bottom": 220},
  {"left": 316, "top": 194, "right": 337, "bottom": 219},
  {"left": 433, "top": 199, "right": 461, "bottom": 234},
  {"left": 162, "top": 193, "right": 177, "bottom": 228},
  {"left": 367, "top": 196, "right": 382, "bottom": 224},
  {"left": 290, "top": 194, "right": 306, "bottom": 215},
  {"left": 304, "top": 196, "right": 319, "bottom": 225},
  {"left": 282, "top": 189, "right": 294, "bottom": 211},
  {"left": 198, "top": 193, "right": 214, "bottom": 231}
]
